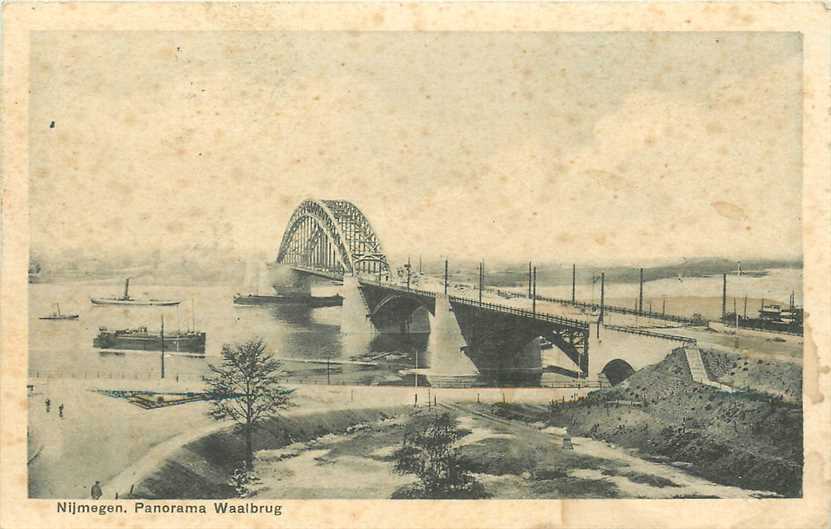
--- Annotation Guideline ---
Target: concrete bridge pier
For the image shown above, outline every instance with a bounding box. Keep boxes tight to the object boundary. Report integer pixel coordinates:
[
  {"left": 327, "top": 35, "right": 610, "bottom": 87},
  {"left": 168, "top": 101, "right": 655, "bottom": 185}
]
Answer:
[
  {"left": 426, "top": 294, "right": 478, "bottom": 376},
  {"left": 268, "top": 263, "right": 312, "bottom": 296},
  {"left": 340, "top": 274, "right": 377, "bottom": 334}
]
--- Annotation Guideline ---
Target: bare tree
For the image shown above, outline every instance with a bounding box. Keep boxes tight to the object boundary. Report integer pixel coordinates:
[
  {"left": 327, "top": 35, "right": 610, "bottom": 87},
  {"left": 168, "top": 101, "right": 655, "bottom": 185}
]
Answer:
[{"left": 205, "top": 338, "right": 293, "bottom": 464}]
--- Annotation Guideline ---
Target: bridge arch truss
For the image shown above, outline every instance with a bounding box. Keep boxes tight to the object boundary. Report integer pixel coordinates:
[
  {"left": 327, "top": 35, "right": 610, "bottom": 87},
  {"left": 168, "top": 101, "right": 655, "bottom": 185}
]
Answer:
[{"left": 276, "top": 199, "right": 390, "bottom": 276}]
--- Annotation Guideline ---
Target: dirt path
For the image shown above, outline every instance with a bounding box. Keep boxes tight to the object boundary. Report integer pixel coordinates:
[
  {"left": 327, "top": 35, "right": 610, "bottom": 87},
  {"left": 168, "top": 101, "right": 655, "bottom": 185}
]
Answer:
[
  {"left": 33, "top": 381, "right": 594, "bottom": 499},
  {"left": 445, "top": 402, "right": 776, "bottom": 498}
]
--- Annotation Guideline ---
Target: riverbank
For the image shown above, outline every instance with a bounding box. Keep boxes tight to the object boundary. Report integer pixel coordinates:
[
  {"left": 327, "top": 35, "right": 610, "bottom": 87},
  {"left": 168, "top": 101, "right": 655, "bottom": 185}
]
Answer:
[
  {"left": 497, "top": 348, "right": 802, "bottom": 497},
  {"left": 129, "top": 407, "right": 413, "bottom": 499},
  {"left": 125, "top": 393, "right": 776, "bottom": 500},
  {"left": 25, "top": 379, "right": 589, "bottom": 499}
]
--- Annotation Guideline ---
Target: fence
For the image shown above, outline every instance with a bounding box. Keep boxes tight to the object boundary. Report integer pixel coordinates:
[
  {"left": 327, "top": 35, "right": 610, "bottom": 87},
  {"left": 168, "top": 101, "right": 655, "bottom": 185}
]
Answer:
[
  {"left": 29, "top": 370, "right": 205, "bottom": 381},
  {"left": 27, "top": 369, "right": 608, "bottom": 390},
  {"left": 603, "top": 324, "right": 696, "bottom": 344}
]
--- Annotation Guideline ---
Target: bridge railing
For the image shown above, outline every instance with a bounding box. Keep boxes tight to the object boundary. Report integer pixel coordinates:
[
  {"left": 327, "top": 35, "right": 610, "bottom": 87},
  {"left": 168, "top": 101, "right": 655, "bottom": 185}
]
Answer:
[
  {"left": 358, "top": 278, "right": 438, "bottom": 298},
  {"left": 486, "top": 287, "right": 705, "bottom": 325},
  {"left": 448, "top": 295, "right": 589, "bottom": 330},
  {"left": 358, "top": 278, "right": 588, "bottom": 331}
]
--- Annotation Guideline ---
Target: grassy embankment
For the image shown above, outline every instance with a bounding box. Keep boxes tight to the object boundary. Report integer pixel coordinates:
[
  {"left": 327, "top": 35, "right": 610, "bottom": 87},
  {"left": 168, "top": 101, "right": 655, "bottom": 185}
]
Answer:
[
  {"left": 492, "top": 348, "right": 803, "bottom": 497},
  {"left": 131, "top": 407, "right": 410, "bottom": 499}
]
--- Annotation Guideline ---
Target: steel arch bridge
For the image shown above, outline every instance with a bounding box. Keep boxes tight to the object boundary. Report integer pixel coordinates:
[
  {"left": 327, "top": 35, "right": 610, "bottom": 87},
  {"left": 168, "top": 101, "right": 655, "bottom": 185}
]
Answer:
[{"left": 276, "top": 199, "right": 390, "bottom": 276}]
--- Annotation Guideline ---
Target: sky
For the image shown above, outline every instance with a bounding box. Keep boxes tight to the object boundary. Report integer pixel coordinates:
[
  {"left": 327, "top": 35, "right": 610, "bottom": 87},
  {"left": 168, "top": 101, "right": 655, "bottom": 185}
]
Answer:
[{"left": 29, "top": 31, "right": 802, "bottom": 266}]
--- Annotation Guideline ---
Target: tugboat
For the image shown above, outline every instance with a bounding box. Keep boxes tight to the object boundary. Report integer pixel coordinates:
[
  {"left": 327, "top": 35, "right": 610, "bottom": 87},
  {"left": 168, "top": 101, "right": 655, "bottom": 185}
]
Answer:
[
  {"left": 39, "top": 303, "right": 79, "bottom": 320},
  {"left": 90, "top": 278, "right": 181, "bottom": 306}
]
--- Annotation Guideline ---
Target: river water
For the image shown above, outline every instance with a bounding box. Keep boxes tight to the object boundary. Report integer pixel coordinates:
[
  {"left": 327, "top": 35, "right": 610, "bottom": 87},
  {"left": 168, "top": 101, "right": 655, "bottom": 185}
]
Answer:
[
  {"left": 28, "top": 267, "right": 802, "bottom": 386},
  {"left": 29, "top": 281, "right": 424, "bottom": 385}
]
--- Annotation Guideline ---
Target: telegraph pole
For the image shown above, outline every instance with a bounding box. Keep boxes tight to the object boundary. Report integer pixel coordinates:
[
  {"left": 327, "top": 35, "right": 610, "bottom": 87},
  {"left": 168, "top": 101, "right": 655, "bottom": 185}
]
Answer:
[
  {"left": 444, "top": 259, "right": 448, "bottom": 295},
  {"left": 528, "top": 261, "right": 532, "bottom": 299},
  {"left": 160, "top": 315, "right": 166, "bottom": 380},
  {"left": 599, "top": 272, "right": 605, "bottom": 323},
  {"left": 406, "top": 256, "right": 411, "bottom": 290},
  {"left": 638, "top": 268, "right": 644, "bottom": 314},
  {"left": 478, "top": 261, "right": 483, "bottom": 303},
  {"left": 722, "top": 273, "right": 727, "bottom": 321},
  {"left": 736, "top": 263, "right": 741, "bottom": 330},
  {"left": 532, "top": 266, "right": 537, "bottom": 316},
  {"left": 571, "top": 264, "right": 576, "bottom": 304}
]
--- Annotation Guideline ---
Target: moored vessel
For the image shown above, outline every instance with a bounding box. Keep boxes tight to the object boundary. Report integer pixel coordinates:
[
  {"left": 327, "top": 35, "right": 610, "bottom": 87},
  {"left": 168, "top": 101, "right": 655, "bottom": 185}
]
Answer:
[
  {"left": 233, "top": 292, "right": 343, "bottom": 307},
  {"left": 233, "top": 261, "right": 342, "bottom": 306},
  {"left": 93, "top": 325, "right": 206, "bottom": 353}
]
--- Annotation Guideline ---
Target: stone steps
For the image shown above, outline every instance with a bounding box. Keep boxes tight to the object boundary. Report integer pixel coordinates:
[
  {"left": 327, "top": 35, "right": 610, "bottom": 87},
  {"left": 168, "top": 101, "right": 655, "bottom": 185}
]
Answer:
[{"left": 684, "top": 346, "right": 734, "bottom": 392}]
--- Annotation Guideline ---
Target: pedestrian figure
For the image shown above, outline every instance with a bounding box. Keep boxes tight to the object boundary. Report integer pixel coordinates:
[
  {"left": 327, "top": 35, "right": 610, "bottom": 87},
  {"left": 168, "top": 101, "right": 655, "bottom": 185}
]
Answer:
[
  {"left": 58, "top": 404, "right": 64, "bottom": 418},
  {"left": 45, "top": 399, "right": 51, "bottom": 413},
  {"left": 91, "top": 481, "right": 103, "bottom": 500}
]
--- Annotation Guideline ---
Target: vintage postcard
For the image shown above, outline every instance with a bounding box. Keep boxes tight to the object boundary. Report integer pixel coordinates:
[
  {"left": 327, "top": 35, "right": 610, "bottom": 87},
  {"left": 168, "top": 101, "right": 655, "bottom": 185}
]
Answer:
[{"left": 1, "top": 2, "right": 830, "bottom": 528}]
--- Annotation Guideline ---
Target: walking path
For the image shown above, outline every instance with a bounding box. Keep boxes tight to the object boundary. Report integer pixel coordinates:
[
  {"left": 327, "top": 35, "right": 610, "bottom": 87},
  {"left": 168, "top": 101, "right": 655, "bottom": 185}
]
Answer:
[
  {"left": 104, "top": 421, "right": 233, "bottom": 499},
  {"left": 30, "top": 379, "right": 593, "bottom": 499}
]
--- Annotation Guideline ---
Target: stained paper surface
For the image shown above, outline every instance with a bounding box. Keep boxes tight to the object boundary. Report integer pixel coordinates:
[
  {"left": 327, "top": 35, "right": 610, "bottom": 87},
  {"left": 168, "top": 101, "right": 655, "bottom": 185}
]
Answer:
[{"left": 1, "top": 2, "right": 830, "bottom": 529}]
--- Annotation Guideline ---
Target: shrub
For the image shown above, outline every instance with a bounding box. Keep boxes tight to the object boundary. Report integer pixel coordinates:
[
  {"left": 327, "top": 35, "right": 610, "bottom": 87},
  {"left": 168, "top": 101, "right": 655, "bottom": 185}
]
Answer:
[
  {"left": 228, "top": 460, "right": 260, "bottom": 498},
  {"left": 393, "top": 413, "right": 488, "bottom": 499}
]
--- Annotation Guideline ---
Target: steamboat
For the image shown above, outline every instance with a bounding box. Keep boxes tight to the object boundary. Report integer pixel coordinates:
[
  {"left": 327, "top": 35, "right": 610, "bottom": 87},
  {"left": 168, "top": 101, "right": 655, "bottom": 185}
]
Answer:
[
  {"left": 39, "top": 303, "right": 79, "bottom": 321},
  {"left": 90, "top": 278, "right": 181, "bottom": 306},
  {"left": 720, "top": 292, "right": 803, "bottom": 336}
]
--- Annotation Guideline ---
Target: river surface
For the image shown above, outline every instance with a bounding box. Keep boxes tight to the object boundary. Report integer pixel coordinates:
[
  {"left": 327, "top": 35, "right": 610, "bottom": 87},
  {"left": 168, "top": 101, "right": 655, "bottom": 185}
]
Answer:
[
  {"left": 28, "top": 267, "right": 802, "bottom": 385},
  {"left": 29, "top": 281, "right": 424, "bottom": 384}
]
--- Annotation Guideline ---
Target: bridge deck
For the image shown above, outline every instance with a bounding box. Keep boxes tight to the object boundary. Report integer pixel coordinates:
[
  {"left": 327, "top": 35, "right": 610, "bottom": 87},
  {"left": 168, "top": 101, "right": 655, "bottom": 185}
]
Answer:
[
  {"left": 289, "top": 264, "right": 345, "bottom": 281},
  {"left": 358, "top": 279, "right": 589, "bottom": 331}
]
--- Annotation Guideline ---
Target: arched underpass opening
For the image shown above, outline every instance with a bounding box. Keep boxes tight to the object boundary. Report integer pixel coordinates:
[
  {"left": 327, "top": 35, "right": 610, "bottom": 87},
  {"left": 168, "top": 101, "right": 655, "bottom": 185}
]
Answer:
[
  {"left": 370, "top": 296, "right": 431, "bottom": 334},
  {"left": 601, "top": 359, "right": 636, "bottom": 386}
]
